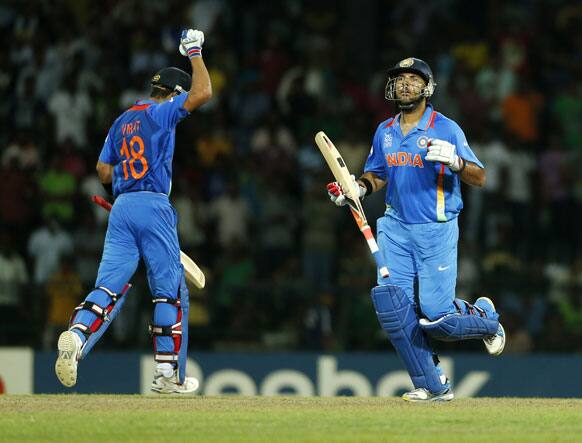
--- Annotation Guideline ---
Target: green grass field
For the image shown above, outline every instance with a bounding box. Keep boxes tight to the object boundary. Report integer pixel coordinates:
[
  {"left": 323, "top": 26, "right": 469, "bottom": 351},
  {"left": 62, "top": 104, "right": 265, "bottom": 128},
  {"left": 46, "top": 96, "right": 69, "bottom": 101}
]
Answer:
[{"left": 1, "top": 395, "right": 581, "bottom": 442}]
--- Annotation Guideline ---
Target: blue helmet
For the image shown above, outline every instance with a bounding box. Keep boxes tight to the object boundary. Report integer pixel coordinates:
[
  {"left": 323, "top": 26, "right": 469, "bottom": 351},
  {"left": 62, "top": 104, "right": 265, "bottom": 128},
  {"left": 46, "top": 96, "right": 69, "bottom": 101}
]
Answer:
[{"left": 385, "top": 57, "right": 436, "bottom": 107}]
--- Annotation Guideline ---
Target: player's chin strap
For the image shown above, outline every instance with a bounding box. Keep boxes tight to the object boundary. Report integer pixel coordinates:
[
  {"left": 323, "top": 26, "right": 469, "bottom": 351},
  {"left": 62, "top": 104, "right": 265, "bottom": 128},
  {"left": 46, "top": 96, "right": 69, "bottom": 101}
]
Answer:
[
  {"left": 150, "top": 269, "right": 190, "bottom": 384},
  {"left": 69, "top": 284, "right": 132, "bottom": 359},
  {"left": 397, "top": 95, "right": 425, "bottom": 111}
]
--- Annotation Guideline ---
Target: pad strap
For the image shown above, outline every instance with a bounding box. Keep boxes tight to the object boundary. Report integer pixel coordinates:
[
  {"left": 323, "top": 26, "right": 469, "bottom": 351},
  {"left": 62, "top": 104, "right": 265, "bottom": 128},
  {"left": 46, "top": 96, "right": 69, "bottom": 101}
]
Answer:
[
  {"left": 68, "top": 286, "right": 125, "bottom": 338},
  {"left": 149, "top": 323, "right": 183, "bottom": 336},
  {"left": 73, "top": 301, "right": 109, "bottom": 320},
  {"left": 70, "top": 323, "right": 91, "bottom": 339},
  {"left": 155, "top": 353, "right": 179, "bottom": 362},
  {"left": 152, "top": 297, "right": 180, "bottom": 306}
]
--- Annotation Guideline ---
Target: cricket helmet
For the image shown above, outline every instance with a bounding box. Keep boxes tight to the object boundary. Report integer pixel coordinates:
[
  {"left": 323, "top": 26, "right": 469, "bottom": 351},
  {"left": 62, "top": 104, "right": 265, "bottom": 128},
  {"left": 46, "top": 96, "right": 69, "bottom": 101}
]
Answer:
[
  {"left": 151, "top": 67, "right": 191, "bottom": 93},
  {"left": 384, "top": 57, "right": 436, "bottom": 108}
]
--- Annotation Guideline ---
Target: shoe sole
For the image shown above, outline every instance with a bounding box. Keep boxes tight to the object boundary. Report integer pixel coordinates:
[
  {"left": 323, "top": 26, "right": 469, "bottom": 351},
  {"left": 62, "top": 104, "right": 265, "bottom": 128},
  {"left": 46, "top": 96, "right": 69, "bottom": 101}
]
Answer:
[
  {"left": 151, "top": 378, "right": 199, "bottom": 394},
  {"left": 402, "top": 392, "right": 455, "bottom": 402},
  {"left": 487, "top": 323, "right": 506, "bottom": 356},
  {"left": 476, "top": 297, "right": 506, "bottom": 356},
  {"left": 55, "top": 331, "right": 79, "bottom": 387}
]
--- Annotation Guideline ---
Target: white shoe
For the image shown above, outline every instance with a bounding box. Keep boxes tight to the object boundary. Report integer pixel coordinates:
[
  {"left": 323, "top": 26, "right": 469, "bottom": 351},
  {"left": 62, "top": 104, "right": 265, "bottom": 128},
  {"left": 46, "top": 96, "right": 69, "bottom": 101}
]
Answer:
[
  {"left": 55, "top": 330, "right": 83, "bottom": 387},
  {"left": 476, "top": 297, "right": 506, "bottom": 356},
  {"left": 402, "top": 387, "right": 454, "bottom": 402},
  {"left": 151, "top": 368, "right": 199, "bottom": 394}
]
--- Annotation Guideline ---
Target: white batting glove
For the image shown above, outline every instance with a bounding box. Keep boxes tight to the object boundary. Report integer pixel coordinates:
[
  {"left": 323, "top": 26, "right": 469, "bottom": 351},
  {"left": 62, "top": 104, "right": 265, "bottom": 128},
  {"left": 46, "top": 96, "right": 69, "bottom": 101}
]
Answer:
[
  {"left": 326, "top": 175, "right": 366, "bottom": 206},
  {"left": 179, "top": 29, "right": 204, "bottom": 59},
  {"left": 425, "top": 139, "right": 463, "bottom": 172}
]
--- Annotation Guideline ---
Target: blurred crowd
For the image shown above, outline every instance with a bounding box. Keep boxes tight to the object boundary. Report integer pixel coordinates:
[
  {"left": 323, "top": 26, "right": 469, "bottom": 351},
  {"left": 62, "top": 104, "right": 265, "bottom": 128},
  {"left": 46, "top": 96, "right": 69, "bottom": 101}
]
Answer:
[{"left": 0, "top": 0, "right": 581, "bottom": 353}]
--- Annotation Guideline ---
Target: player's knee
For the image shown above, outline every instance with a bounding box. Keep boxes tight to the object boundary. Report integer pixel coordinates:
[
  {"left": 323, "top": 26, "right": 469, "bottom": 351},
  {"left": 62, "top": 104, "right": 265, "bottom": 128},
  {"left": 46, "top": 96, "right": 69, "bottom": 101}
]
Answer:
[
  {"left": 419, "top": 302, "right": 451, "bottom": 322},
  {"left": 86, "top": 288, "right": 114, "bottom": 306},
  {"left": 153, "top": 300, "right": 178, "bottom": 325}
]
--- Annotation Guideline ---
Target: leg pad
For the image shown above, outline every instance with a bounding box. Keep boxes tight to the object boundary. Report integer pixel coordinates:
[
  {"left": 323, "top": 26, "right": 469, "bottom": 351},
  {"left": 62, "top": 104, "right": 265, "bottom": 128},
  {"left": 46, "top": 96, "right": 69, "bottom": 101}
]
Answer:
[
  {"left": 419, "top": 299, "right": 499, "bottom": 341},
  {"left": 371, "top": 285, "right": 448, "bottom": 394}
]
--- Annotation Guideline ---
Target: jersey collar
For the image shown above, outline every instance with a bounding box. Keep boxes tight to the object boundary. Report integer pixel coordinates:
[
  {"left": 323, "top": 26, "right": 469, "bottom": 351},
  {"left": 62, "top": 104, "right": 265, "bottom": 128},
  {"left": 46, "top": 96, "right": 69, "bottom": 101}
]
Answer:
[
  {"left": 418, "top": 104, "right": 436, "bottom": 131},
  {"left": 135, "top": 99, "right": 157, "bottom": 105},
  {"left": 393, "top": 103, "right": 435, "bottom": 132}
]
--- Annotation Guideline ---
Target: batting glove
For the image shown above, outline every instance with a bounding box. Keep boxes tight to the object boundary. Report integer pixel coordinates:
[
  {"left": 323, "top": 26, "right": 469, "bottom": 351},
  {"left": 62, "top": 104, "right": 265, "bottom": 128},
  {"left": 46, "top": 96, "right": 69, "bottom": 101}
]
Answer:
[
  {"left": 179, "top": 29, "right": 204, "bottom": 59},
  {"left": 425, "top": 139, "right": 463, "bottom": 172},
  {"left": 327, "top": 175, "right": 366, "bottom": 206}
]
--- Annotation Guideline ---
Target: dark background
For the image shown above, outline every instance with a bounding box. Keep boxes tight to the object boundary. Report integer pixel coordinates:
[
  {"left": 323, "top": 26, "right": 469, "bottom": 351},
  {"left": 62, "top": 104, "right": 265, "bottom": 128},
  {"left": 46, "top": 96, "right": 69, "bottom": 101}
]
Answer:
[{"left": 0, "top": 0, "right": 580, "bottom": 354}]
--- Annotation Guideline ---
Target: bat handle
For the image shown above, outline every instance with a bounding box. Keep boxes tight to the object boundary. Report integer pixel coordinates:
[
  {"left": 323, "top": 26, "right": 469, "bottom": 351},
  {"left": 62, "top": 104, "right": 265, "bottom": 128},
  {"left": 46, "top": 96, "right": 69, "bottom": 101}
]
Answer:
[
  {"left": 92, "top": 195, "right": 113, "bottom": 212},
  {"left": 360, "top": 225, "right": 390, "bottom": 278}
]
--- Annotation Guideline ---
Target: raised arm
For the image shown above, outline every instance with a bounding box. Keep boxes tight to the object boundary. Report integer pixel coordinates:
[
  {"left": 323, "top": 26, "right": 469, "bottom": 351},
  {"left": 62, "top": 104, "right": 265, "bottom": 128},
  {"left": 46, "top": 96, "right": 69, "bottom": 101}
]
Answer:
[{"left": 179, "top": 29, "right": 212, "bottom": 112}]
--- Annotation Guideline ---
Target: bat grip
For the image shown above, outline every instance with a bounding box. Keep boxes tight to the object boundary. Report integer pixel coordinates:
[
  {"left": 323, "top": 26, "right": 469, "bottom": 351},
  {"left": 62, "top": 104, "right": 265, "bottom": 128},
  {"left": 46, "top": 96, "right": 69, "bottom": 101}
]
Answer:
[
  {"left": 360, "top": 225, "right": 390, "bottom": 278},
  {"left": 92, "top": 195, "right": 113, "bottom": 212}
]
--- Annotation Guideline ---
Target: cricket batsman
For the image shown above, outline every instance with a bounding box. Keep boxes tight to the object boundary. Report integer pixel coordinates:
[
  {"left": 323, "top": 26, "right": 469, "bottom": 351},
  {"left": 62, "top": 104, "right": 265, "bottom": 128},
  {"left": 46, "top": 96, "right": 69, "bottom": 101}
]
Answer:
[
  {"left": 327, "top": 57, "right": 505, "bottom": 402},
  {"left": 55, "top": 29, "right": 212, "bottom": 393}
]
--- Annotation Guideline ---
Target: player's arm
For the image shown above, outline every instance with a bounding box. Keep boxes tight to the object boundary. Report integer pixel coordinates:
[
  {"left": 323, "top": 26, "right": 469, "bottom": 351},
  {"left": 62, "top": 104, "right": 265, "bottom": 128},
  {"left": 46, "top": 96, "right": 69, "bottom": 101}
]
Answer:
[
  {"left": 179, "top": 29, "right": 212, "bottom": 112},
  {"left": 96, "top": 161, "right": 114, "bottom": 195},
  {"left": 96, "top": 132, "right": 115, "bottom": 196},
  {"left": 426, "top": 139, "right": 486, "bottom": 187},
  {"left": 458, "top": 161, "right": 486, "bottom": 187},
  {"left": 357, "top": 172, "right": 387, "bottom": 195}
]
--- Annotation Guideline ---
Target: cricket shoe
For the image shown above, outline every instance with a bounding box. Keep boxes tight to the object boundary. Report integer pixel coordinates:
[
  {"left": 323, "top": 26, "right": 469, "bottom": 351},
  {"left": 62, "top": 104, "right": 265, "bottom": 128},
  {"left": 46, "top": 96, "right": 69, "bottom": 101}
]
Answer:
[
  {"left": 55, "top": 330, "right": 83, "bottom": 387},
  {"left": 402, "top": 387, "right": 454, "bottom": 402},
  {"left": 151, "top": 366, "right": 199, "bottom": 394},
  {"left": 475, "top": 297, "right": 506, "bottom": 356}
]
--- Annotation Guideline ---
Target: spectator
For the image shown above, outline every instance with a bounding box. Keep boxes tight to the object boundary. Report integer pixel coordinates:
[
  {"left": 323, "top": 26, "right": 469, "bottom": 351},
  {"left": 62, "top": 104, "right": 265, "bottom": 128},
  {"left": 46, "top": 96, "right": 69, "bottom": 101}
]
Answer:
[
  {"left": 42, "top": 255, "right": 83, "bottom": 349},
  {"left": 538, "top": 136, "right": 577, "bottom": 262},
  {"left": 37, "top": 151, "right": 76, "bottom": 224},
  {"left": 501, "top": 77, "right": 544, "bottom": 145},
  {"left": 27, "top": 217, "right": 74, "bottom": 286},
  {"left": 209, "top": 180, "right": 251, "bottom": 251},
  {"left": 0, "top": 156, "right": 38, "bottom": 247},
  {"left": 0, "top": 232, "right": 29, "bottom": 345},
  {"left": 301, "top": 177, "right": 337, "bottom": 293},
  {"left": 48, "top": 72, "right": 92, "bottom": 149}
]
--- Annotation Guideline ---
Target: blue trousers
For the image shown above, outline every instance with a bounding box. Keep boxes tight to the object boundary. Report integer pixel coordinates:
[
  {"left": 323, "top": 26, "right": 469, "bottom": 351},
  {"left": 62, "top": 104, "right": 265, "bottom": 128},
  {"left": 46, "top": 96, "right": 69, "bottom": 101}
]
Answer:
[
  {"left": 376, "top": 215, "right": 459, "bottom": 321},
  {"left": 73, "top": 192, "right": 184, "bottom": 355}
]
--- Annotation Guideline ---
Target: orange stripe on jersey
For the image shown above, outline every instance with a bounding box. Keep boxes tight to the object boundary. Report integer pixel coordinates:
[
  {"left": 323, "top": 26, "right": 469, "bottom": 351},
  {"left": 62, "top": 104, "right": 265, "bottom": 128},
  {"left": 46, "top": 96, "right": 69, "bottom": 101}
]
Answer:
[
  {"left": 424, "top": 111, "right": 437, "bottom": 130},
  {"left": 383, "top": 116, "right": 397, "bottom": 128},
  {"left": 436, "top": 163, "right": 446, "bottom": 221},
  {"left": 128, "top": 104, "right": 152, "bottom": 111}
]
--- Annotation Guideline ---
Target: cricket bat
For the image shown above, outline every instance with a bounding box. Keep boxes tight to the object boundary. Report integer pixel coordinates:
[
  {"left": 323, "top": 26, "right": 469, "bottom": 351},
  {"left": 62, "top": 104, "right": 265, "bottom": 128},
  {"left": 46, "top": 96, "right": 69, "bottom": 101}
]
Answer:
[
  {"left": 91, "top": 195, "right": 206, "bottom": 289},
  {"left": 314, "top": 131, "right": 390, "bottom": 278}
]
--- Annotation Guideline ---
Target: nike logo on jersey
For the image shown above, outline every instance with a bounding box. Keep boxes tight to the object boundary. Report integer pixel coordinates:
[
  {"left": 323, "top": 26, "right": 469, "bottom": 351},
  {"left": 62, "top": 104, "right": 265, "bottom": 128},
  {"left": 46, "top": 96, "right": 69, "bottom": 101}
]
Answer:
[
  {"left": 438, "top": 265, "right": 450, "bottom": 271},
  {"left": 385, "top": 152, "right": 424, "bottom": 168}
]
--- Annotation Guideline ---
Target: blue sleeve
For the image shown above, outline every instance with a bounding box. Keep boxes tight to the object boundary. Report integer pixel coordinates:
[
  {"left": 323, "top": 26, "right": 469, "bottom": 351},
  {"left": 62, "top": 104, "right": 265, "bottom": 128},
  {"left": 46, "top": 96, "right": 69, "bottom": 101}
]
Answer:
[
  {"left": 363, "top": 125, "right": 387, "bottom": 180},
  {"left": 148, "top": 93, "right": 190, "bottom": 130},
  {"left": 449, "top": 121, "right": 484, "bottom": 168},
  {"left": 98, "top": 130, "right": 116, "bottom": 164}
]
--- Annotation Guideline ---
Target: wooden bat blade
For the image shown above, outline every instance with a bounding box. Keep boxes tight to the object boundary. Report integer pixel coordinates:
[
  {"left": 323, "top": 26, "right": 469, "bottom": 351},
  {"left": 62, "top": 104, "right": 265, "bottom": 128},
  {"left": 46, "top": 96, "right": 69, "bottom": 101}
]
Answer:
[
  {"left": 314, "top": 132, "right": 389, "bottom": 278},
  {"left": 314, "top": 131, "right": 368, "bottom": 224},
  {"left": 180, "top": 251, "right": 206, "bottom": 289},
  {"left": 91, "top": 195, "right": 206, "bottom": 289}
]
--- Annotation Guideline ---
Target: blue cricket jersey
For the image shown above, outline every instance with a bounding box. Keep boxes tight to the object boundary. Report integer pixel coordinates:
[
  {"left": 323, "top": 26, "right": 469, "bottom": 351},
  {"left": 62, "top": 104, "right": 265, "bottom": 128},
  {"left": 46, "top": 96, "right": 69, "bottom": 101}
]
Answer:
[
  {"left": 99, "top": 93, "right": 190, "bottom": 196},
  {"left": 364, "top": 104, "right": 484, "bottom": 223}
]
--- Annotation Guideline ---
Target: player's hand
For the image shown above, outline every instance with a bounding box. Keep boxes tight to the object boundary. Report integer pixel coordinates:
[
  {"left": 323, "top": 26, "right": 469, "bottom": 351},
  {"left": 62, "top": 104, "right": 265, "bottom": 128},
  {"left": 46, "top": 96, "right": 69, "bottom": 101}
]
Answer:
[
  {"left": 327, "top": 175, "right": 366, "bottom": 206},
  {"left": 179, "top": 29, "right": 204, "bottom": 59},
  {"left": 425, "top": 139, "right": 463, "bottom": 172}
]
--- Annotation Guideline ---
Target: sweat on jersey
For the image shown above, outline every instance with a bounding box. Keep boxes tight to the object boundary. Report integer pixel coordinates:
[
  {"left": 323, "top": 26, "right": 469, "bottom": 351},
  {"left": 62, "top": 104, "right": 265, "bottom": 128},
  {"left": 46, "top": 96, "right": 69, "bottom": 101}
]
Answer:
[
  {"left": 98, "top": 93, "right": 190, "bottom": 196},
  {"left": 364, "top": 104, "right": 484, "bottom": 224}
]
